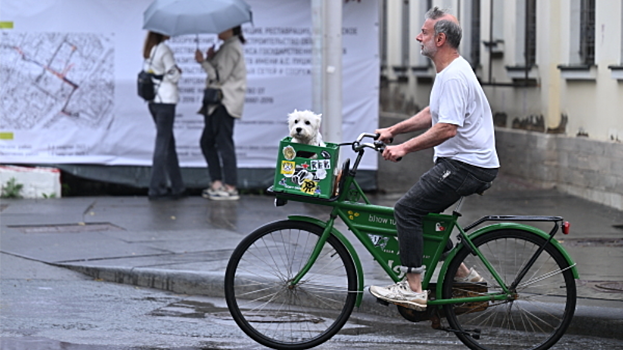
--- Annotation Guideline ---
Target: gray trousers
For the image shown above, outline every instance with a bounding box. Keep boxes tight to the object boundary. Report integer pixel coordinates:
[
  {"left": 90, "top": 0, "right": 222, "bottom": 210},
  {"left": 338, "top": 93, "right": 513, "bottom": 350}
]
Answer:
[
  {"left": 394, "top": 157, "right": 498, "bottom": 271},
  {"left": 148, "top": 103, "right": 184, "bottom": 197},
  {"left": 200, "top": 105, "right": 238, "bottom": 187}
]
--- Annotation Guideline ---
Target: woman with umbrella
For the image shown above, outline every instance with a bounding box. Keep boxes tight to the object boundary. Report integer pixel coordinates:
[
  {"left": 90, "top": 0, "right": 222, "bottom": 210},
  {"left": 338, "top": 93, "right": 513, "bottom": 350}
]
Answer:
[
  {"left": 143, "top": 31, "right": 185, "bottom": 200},
  {"left": 195, "top": 26, "right": 247, "bottom": 201}
]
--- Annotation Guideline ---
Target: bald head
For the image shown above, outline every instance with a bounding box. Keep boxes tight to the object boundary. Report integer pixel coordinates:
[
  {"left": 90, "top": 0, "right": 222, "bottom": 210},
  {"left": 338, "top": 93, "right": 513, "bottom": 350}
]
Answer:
[{"left": 425, "top": 7, "right": 462, "bottom": 49}]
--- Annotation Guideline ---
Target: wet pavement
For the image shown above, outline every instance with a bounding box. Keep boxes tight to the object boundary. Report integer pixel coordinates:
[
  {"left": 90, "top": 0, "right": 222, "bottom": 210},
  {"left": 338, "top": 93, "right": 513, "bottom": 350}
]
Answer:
[{"left": 1, "top": 173, "right": 622, "bottom": 340}]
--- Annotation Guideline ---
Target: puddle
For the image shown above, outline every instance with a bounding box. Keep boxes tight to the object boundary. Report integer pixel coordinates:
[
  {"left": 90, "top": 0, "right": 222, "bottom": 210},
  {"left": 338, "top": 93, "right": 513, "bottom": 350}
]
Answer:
[
  {"left": 578, "top": 280, "right": 623, "bottom": 293},
  {"left": 150, "top": 300, "right": 231, "bottom": 320},
  {"left": 149, "top": 299, "right": 377, "bottom": 335}
]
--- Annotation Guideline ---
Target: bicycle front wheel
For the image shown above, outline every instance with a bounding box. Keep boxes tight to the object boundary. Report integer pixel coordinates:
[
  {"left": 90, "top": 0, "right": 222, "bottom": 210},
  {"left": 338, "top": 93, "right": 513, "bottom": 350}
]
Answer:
[
  {"left": 442, "top": 229, "right": 576, "bottom": 350},
  {"left": 224, "top": 220, "right": 357, "bottom": 350}
]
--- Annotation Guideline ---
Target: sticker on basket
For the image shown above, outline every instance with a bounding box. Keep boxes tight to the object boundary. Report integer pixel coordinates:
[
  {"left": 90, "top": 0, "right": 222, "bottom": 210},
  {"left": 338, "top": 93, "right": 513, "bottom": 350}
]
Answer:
[
  {"left": 310, "top": 159, "right": 331, "bottom": 171},
  {"left": 280, "top": 161, "right": 296, "bottom": 176},
  {"left": 435, "top": 222, "right": 446, "bottom": 231},
  {"left": 292, "top": 168, "right": 312, "bottom": 185},
  {"left": 283, "top": 145, "right": 296, "bottom": 160},
  {"left": 300, "top": 179, "right": 317, "bottom": 194},
  {"left": 321, "top": 150, "right": 331, "bottom": 159},
  {"left": 315, "top": 168, "right": 327, "bottom": 180}
]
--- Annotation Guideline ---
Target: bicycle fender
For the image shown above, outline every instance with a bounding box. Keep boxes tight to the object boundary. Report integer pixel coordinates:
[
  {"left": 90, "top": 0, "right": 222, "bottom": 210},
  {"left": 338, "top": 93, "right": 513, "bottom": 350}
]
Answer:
[
  {"left": 435, "top": 223, "right": 580, "bottom": 301},
  {"left": 288, "top": 215, "right": 365, "bottom": 307}
]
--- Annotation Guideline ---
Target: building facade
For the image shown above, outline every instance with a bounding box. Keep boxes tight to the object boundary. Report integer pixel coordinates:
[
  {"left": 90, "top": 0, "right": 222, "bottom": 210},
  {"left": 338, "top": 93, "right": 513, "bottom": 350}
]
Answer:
[{"left": 379, "top": 0, "right": 623, "bottom": 210}]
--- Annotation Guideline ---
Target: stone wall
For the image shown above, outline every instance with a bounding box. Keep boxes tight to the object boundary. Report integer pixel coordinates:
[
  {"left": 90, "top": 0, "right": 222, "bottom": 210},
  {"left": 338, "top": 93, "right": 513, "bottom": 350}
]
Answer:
[
  {"left": 378, "top": 112, "right": 623, "bottom": 211},
  {"left": 496, "top": 128, "right": 623, "bottom": 210}
]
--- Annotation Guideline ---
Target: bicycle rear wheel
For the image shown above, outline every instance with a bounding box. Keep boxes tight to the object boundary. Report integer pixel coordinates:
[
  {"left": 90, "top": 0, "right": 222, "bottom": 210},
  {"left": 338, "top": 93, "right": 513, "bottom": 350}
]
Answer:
[
  {"left": 442, "top": 229, "right": 576, "bottom": 350},
  {"left": 225, "top": 220, "right": 357, "bottom": 350}
]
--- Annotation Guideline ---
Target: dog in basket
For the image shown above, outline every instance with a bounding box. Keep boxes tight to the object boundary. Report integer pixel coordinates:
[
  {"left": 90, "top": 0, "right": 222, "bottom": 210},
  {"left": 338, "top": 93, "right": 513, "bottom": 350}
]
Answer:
[{"left": 287, "top": 109, "right": 325, "bottom": 147}]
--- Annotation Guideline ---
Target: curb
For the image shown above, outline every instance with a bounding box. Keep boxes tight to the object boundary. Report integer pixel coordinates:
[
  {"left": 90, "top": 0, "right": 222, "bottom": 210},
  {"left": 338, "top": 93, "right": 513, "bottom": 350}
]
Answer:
[{"left": 60, "top": 264, "right": 623, "bottom": 341}]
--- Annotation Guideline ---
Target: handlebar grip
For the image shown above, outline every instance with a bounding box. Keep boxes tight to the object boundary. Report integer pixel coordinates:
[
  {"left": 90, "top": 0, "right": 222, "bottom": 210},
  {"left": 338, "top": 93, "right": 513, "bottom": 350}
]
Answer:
[
  {"left": 374, "top": 133, "right": 393, "bottom": 144},
  {"left": 377, "top": 144, "right": 402, "bottom": 162}
]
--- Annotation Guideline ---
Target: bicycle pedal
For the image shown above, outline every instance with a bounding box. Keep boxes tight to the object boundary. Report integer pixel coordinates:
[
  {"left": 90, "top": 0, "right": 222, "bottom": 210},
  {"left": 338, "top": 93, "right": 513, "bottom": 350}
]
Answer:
[{"left": 375, "top": 298, "right": 390, "bottom": 306}]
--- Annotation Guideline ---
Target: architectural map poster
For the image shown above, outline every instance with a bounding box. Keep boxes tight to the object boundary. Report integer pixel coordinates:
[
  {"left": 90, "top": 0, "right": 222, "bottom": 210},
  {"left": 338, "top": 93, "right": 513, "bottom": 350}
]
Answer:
[{"left": 0, "top": 0, "right": 379, "bottom": 170}]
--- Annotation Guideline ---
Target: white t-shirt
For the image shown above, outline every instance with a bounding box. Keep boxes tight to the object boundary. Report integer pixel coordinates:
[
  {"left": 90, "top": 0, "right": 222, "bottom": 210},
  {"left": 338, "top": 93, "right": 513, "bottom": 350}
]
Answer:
[{"left": 429, "top": 56, "right": 499, "bottom": 168}]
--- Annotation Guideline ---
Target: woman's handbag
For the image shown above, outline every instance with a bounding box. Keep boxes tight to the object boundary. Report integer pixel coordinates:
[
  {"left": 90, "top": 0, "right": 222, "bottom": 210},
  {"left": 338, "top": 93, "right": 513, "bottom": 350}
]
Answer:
[
  {"left": 137, "top": 44, "right": 162, "bottom": 102},
  {"left": 137, "top": 71, "right": 163, "bottom": 101},
  {"left": 202, "top": 69, "right": 222, "bottom": 105},
  {"left": 202, "top": 88, "right": 222, "bottom": 105}
]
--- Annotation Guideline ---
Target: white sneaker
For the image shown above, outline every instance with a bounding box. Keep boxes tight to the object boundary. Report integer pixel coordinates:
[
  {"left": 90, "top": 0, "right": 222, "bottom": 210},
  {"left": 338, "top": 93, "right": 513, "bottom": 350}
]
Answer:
[
  {"left": 208, "top": 187, "right": 240, "bottom": 201},
  {"left": 369, "top": 280, "right": 427, "bottom": 310},
  {"left": 201, "top": 187, "right": 219, "bottom": 199},
  {"left": 454, "top": 268, "right": 484, "bottom": 283}
]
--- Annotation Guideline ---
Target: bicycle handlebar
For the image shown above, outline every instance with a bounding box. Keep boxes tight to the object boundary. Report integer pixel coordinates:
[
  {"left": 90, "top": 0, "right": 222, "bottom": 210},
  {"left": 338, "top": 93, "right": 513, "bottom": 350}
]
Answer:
[{"left": 350, "top": 132, "right": 401, "bottom": 161}]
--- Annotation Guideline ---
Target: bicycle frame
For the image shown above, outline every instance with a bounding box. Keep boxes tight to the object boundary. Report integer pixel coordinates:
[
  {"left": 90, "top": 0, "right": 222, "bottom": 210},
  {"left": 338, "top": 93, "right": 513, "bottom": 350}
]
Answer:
[{"left": 271, "top": 133, "right": 579, "bottom": 309}]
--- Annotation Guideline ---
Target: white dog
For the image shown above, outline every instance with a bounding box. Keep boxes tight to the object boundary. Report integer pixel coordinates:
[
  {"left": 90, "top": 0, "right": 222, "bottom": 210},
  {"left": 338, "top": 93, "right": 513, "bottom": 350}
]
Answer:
[{"left": 287, "top": 109, "right": 325, "bottom": 147}]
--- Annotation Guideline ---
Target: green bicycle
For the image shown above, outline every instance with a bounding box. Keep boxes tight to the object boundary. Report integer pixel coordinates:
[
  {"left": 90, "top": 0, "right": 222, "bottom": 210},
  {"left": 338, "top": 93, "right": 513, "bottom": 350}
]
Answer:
[{"left": 225, "top": 133, "right": 578, "bottom": 350}]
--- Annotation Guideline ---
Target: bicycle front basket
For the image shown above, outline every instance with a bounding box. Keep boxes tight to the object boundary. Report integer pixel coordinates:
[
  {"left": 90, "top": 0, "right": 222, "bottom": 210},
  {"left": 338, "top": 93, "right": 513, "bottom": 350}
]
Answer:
[{"left": 272, "top": 137, "right": 339, "bottom": 199}]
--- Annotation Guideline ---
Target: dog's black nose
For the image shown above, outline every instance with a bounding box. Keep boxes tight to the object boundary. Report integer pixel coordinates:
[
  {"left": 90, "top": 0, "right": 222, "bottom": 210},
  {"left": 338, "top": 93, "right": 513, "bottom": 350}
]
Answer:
[{"left": 296, "top": 127, "right": 302, "bottom": 133}]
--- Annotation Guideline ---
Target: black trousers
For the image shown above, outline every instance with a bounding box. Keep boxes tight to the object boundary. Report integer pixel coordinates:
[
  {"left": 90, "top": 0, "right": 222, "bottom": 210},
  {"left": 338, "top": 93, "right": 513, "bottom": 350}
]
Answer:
[
  {"left": 148, "top": 103, "right": 184, "bottom": 196},
  {"left": 200, "top": 105, "right": 238, "bottom": 187}
]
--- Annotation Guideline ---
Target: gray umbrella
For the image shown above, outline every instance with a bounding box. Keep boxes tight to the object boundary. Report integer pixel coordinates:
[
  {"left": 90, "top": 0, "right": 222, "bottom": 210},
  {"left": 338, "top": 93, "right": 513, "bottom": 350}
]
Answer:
[{"left": 143, "top": 0, "right": 252, "bottom": 36}]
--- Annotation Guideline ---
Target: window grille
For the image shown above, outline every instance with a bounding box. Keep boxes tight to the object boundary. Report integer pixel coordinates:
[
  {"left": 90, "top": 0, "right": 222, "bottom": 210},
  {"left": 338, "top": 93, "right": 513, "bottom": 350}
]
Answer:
[
  {"left": 579, "top": 0, "right": 595, "bottom": 65},
  {"left": 470, "top": 0, "right": 480, "bottom": 68},
  {"left": 525, "top": 0, "right": 536, "bottom": 66}
]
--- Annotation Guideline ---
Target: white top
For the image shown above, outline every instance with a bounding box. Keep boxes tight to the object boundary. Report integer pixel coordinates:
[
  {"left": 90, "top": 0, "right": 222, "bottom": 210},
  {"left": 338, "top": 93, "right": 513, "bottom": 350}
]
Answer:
[
  {"left": 200, "top": 36, "right": 247, "bottom": 118},
  {"left": 144, "top": 43, "right": 180, "bottom": 104},
  {"left": 429, "top": 56, "right": 500, "bottom": 168}
]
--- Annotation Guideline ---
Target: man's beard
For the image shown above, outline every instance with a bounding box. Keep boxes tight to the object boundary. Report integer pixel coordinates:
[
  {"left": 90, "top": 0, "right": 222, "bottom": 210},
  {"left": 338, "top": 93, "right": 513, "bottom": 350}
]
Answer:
[{"left": 420, "top": 40, "right": 437, "bottom": 58}]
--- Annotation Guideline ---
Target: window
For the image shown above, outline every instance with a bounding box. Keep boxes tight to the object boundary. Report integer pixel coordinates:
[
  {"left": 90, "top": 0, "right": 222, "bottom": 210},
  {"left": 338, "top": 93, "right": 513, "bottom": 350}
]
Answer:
[
  {"left": 465, "top": 0, "right": 481, "bottom": 68},
  {"left": 525, "top": 0, "right": 537, "bottom": 66},
  {"left": 608, "top": 0, "right": 623, "bottom": 80},
  {"left": 506, "top": 0, "right": 537, "bottom": 80},
  {"left": 568, "top": 0, "right": 595, "bottom": 66},
  {"left": 579, "top": 0, "right": 595, "bottom": 65},
  {"left": 559, "top": 0, "right": 597, "bottom": 79},
  {"left": 513, "top": 0, "right": 536, "bottom": 66}
]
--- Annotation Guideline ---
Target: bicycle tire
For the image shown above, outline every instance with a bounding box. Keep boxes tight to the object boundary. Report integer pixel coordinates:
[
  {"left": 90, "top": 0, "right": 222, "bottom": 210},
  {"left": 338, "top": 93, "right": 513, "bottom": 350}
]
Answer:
[
  {"left": 442, "top": 229, "right": 576, "bottom": 350},
  {"left": 225, "top": 220, "right": 358, "bottom": 349}
]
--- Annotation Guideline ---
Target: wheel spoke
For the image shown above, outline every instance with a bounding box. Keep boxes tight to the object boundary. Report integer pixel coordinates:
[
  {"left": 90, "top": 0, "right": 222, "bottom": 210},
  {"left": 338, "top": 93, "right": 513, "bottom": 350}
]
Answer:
[
  {"left": 225, "top": 221, "right": 357, "bottom": 349},
  {"left": 443, "top": 229, "right": 576, "bottom": 350}
]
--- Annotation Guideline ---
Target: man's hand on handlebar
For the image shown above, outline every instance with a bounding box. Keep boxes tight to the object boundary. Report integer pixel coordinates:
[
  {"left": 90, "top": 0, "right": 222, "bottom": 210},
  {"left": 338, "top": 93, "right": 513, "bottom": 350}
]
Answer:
[
  {"left": 373, "top": 128, "right": 404, "bottom": 162},
  {"left": 381, "top": 144, "right": 406, "bottom": 162},
  {"left": 374, "top": 128, "right": 394, "bottom": 143}
]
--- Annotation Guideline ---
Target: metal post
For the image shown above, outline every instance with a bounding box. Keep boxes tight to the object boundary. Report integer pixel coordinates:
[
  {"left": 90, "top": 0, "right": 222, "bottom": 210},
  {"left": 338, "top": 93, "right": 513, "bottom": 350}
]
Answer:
[
  {"left": 311, "top": 0, "right": 323, "bottom": 117},
  {"left": 323, "top": 0, "right": 343, "bottom": 144},
  {"left": 311, "top": 0, "right": 343, "bottom": 144}
]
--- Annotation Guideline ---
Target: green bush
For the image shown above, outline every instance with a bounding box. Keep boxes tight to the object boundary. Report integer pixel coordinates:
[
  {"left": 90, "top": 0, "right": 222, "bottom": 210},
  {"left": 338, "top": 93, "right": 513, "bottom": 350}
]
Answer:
[{"left": 1, "top": 178, "right": 24, "bottom": 198}]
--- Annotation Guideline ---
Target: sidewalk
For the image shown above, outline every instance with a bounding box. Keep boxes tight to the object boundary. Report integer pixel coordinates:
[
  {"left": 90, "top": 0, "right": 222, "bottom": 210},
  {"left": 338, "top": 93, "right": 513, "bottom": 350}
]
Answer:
[{"left": 1, "top": 173, "right": 622, "bottom": 339}]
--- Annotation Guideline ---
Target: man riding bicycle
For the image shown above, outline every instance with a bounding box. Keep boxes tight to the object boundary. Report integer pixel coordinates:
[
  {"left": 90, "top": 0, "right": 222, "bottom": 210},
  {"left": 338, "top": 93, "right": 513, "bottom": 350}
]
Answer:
[{"left": 369, "top": 7, "right": 500, "bottom": 311}]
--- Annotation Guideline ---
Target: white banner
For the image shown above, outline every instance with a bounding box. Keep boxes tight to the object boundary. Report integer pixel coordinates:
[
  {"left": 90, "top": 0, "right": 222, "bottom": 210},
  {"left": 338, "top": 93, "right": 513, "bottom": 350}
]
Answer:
[{"left": 0, "top": 0, "right": 379, "bottom": 170}]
